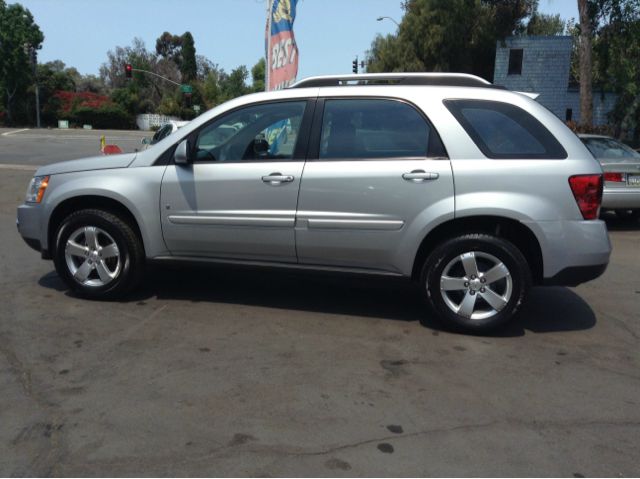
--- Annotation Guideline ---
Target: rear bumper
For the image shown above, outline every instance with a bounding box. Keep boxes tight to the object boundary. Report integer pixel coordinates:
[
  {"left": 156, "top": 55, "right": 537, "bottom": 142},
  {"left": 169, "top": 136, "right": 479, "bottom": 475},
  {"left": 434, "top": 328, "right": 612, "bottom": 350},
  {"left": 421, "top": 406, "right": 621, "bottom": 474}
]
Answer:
[
  {"left": 523, "top": 219, "right": 611, "bottom": 283},
  {"left": 602, "top": 187, "right": 640, "bottom": 209}
]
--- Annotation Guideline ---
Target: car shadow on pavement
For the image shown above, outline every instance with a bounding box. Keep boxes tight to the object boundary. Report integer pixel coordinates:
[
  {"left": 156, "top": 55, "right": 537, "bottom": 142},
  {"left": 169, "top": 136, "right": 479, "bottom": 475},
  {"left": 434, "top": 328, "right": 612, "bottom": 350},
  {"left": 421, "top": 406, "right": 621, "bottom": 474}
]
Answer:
[
  {"left": 38, "top": 264, "right": 596, "bottom": 337},
  {"left": 602, "top": 212, "right": 640, "bottom": 231}
]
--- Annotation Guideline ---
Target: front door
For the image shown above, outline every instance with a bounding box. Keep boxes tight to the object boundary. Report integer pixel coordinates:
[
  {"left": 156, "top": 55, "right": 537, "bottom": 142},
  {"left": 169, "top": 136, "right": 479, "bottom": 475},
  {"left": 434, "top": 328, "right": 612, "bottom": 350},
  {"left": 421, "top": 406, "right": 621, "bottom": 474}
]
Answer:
[
  {"left": 295, "top": 98, "right": 455, "bottom": 274},
  {"left": 160, "top": 100, "right": 312, "bottom": 262}
]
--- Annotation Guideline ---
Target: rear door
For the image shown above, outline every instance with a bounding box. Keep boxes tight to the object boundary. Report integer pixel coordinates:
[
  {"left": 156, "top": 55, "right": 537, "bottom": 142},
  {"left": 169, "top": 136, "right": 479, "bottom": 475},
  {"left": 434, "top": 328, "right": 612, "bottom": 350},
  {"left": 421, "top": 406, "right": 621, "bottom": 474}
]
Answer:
[{"left": 295, "top": 97, "right": 455, "bottom": 274}]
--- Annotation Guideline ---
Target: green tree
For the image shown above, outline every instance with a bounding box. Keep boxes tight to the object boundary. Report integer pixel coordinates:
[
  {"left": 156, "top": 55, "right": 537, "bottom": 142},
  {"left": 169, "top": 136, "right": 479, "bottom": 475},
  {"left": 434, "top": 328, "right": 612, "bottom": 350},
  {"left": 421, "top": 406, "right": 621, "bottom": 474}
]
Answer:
[
  {"left": 220, "top": 66, "right": 249, "bottom": 101},
  {"left": 180, "top": 32, "right": 197, "bottom": 83},
  {"left": 251, "top": 58, "right": 266, "bottom": 92},
  {"left": 526, "top": 12, "right": 566, "bottom": 35},
  {"left": 155, "top": 31, "right": 182, "bottom": 65},
  {"left": 365, "top": 0, "right": 537, "bottom": 81},
  {"left": 591, "top": 0, "right": 640, "bottom": 139},
  {"left": 0, "top": 0, "right": 44, "bottom": 124}
]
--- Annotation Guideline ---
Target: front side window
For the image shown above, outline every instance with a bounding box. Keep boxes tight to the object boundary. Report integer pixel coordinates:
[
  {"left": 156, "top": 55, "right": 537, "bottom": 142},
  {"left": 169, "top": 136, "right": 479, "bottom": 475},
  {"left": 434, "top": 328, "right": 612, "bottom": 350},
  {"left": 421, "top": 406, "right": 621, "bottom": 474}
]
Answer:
[
  {"left": 318, "top": 99, "right": 443, "bottom": 160},
  {"left": 194, "top": 101, "right": 306, "bottom": 162},
  {"left": 444, "top": 99, "right": 567, "bottom": 159}
]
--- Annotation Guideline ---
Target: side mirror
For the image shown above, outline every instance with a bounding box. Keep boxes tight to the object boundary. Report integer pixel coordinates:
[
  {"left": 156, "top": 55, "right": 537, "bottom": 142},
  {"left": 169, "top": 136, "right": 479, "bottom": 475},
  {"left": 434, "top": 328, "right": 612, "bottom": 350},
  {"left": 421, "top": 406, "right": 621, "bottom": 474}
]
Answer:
[
  {"left": 174, "top": 139, "right": 191, "bottom": 165},
  {"left": 141, "top": 137, "right": 150, "bottom": 145}
]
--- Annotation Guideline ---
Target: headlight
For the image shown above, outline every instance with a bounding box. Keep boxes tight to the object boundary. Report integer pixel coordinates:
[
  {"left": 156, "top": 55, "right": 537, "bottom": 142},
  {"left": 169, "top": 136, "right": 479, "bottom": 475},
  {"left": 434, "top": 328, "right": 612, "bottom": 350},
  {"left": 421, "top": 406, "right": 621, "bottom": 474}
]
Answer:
[{"left": 25, "top": 175, "right": 50, "bottom": 203}]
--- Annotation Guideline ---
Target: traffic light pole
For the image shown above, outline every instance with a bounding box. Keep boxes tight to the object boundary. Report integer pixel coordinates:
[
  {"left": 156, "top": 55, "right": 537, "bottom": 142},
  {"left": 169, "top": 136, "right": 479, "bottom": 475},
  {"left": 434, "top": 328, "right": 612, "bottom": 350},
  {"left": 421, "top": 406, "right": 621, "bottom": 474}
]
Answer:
[{"left": 129, "top": 67, "right": 182, "bottom": 87}]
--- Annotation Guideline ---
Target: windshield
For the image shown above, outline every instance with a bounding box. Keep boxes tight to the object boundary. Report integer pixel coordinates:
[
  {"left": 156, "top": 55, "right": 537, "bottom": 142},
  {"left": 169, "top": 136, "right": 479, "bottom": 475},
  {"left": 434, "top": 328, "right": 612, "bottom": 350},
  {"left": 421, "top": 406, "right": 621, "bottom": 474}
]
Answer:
[{"left": 582, "top": 137, "right": 640, "bottom": 163}]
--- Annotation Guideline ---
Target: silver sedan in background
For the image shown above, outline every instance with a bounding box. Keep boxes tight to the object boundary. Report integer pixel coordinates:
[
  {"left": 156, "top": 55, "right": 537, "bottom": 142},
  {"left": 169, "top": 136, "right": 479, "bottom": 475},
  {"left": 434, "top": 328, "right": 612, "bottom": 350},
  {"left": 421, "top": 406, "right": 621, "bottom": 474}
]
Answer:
[{"left": 580, "top": 134, "right": 640, "bottom": 220}]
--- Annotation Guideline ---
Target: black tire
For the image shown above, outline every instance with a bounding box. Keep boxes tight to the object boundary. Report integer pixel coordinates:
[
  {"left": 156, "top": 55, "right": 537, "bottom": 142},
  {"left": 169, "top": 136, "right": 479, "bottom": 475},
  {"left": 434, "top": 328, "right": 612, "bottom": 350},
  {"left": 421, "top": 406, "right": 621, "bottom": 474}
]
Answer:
[
  {"left": 53, "top": 209, "right": 145, "bottom": 299},
  {"left": 419, "top": 233, "right": 531, "bottom": 333},
  {"left": 614, "top": 209, "right": 640, "bottom": 221}
]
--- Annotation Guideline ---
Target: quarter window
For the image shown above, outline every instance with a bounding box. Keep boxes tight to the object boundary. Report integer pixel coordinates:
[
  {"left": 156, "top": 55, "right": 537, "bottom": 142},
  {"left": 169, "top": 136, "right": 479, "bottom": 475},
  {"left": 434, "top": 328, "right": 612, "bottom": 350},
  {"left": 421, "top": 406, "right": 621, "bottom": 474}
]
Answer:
[
  {"left": 194, "top": 101, "right": 306, "bottom": 162},
  {"left": 318, "top": 99, "right": 444, "bottom": 160},
  {"left": 444, "top": 99, "right": 567, "bottom": 159}
]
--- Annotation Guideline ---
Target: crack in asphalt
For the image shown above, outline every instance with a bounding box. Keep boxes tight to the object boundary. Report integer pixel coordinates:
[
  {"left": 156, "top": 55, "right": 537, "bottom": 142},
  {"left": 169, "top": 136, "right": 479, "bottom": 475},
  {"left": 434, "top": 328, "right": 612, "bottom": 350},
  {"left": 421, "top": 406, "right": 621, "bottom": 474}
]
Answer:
[
  {"left": 0, "top": 336, "right": 68, "bottom": 476},
  {"left": 53, "top": 418, "right": 640, "bottom": 472}
]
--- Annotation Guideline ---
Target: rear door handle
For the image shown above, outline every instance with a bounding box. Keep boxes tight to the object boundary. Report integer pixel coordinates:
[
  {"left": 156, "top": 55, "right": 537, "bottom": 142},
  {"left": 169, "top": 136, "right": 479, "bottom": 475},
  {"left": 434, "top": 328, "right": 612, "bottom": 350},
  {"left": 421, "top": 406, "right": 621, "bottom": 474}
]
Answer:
[
  {"left": 402, "top": 170, "right": 439, "bottom": 181},
  {"left": 262, "top": 173, "right": 294, "bottom": 184}
]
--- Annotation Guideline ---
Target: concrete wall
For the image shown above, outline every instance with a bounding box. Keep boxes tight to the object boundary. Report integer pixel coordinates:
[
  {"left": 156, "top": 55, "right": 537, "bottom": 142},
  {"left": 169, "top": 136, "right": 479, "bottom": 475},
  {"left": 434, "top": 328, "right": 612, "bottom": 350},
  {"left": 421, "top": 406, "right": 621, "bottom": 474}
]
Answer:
[{"left": 136, "top": 113, "right": 181, "bottom": 131}]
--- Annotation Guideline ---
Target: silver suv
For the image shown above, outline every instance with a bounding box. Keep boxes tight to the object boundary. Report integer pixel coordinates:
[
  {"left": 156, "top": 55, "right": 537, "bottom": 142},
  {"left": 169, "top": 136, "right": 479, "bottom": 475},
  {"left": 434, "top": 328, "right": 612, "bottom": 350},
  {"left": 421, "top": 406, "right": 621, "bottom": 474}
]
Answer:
[{"left": 17, "top": 73, "right": 611, "bottom": 332}]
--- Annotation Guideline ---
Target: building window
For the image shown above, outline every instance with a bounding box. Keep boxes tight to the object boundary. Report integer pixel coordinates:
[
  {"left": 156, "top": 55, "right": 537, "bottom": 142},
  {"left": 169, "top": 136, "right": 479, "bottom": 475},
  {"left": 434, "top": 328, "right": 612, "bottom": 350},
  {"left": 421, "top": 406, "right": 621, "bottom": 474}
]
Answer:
[
  {"left": 508, "top": 49, "right": 523, "bottom": 75},
  {"left": 565, "top": 108, "right": 573, "bottom": 122}
]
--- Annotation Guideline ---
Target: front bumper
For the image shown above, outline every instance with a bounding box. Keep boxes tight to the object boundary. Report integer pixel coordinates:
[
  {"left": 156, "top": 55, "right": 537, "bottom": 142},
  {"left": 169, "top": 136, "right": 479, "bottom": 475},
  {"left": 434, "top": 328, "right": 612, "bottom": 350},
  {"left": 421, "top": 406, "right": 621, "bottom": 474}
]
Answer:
[{"left": 17, "top": 203, "right": 49, "bottom": 258}]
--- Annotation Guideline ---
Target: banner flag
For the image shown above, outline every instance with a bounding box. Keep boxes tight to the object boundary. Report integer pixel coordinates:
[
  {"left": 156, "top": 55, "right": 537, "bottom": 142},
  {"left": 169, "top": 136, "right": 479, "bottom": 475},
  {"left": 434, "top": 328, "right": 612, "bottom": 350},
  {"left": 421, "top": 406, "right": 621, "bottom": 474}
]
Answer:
[{"left": 266, "top": 0, "right": 299, "bottom": 91}]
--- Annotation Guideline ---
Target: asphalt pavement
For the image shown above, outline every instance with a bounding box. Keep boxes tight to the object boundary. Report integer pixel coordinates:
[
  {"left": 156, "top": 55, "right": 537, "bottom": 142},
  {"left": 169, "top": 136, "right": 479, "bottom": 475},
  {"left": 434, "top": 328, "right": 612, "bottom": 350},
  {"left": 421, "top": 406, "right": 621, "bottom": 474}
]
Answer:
[
  {"left": 0, "top": 128, "right": 148, "bottom": 167},
  {"left": 0, "top": 131, "right": 639, "bottom": 476}
]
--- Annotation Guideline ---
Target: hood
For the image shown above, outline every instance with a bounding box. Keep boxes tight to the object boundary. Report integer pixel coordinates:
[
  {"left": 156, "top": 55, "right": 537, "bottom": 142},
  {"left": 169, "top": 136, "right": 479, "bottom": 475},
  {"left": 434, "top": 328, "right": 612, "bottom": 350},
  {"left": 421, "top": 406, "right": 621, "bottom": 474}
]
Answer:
[{"left": 35, "top": 153, "right": 137, "bottom": 176}]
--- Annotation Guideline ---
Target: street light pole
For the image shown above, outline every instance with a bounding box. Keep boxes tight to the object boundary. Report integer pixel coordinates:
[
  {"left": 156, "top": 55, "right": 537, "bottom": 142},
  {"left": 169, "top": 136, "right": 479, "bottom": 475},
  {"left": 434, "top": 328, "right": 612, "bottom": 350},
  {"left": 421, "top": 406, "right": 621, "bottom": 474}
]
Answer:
[{"left": 376, "top": 16, "right": 400, "bottom": 27}]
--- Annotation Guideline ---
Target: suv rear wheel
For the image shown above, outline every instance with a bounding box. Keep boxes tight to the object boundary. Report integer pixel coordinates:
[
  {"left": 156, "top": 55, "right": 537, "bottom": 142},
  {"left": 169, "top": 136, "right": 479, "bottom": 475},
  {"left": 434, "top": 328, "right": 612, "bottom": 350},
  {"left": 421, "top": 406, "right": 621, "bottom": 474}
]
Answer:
[
  {"left": 53, "top": 209, "right": 144, "bottom": 299},
  {"left": 420, "top": 233, "right": 531, "bottom": 333}
]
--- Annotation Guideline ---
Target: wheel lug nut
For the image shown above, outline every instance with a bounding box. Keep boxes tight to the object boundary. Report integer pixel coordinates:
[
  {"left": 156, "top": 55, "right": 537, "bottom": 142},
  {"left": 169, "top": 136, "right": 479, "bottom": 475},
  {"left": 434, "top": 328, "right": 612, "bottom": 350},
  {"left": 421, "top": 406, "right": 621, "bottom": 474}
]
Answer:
[
  {"left": 464, "top": 282, "right": 469, "bottom": 287},
  {"left": 469, "top": 290, "right": 475, "bottom": 295},
  {"left": 480, "top": 287, "right": 486, "bottom": 293},
  {"left": 471, "top": 275, "right": 476, "bottom": 280}
]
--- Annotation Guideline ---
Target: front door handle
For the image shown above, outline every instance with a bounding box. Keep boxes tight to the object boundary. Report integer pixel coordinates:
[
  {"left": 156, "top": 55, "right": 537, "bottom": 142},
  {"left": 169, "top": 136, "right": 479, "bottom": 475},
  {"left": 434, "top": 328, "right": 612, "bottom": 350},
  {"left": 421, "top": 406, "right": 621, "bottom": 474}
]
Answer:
[
  {"left": 262, "top": 173, "right": 294, "bottom": 184},
  {"left": 402, "top": 170, "right": 439, "bottom": 182}
]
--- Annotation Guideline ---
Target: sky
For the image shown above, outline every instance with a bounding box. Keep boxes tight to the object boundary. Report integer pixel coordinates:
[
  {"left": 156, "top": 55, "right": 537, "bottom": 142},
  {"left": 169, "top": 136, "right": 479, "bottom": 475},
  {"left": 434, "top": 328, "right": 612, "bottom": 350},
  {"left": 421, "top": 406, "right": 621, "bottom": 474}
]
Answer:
[{"left": 10, "top": 0, "right": 579, "bottom": 81}]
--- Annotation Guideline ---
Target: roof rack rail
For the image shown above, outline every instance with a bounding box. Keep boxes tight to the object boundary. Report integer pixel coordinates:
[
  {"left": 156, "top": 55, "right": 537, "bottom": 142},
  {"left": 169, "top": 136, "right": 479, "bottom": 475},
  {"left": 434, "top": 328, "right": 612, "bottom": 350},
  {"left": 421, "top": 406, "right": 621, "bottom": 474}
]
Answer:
[{"left": 289, "top": 73, "right": 501, "bottom": 89}]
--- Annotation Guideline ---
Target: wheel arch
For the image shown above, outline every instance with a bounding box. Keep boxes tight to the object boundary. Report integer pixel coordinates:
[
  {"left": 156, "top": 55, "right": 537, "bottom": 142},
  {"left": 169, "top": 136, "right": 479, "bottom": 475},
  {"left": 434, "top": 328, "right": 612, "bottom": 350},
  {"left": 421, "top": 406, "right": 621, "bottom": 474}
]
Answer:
[
  {"left": 48, "top": 195, "right": 145, "bottom": 258},
  {"left": 411, "top": 215, "right": 543, "bottom": 285}
]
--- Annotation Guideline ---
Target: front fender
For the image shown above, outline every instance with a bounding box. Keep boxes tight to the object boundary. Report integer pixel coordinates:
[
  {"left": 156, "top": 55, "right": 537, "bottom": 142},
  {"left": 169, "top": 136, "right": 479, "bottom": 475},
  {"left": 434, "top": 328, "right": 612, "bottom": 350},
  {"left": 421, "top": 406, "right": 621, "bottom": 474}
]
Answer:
[{"left": 41, "top": 166, "right": 168, "bottom": 257}]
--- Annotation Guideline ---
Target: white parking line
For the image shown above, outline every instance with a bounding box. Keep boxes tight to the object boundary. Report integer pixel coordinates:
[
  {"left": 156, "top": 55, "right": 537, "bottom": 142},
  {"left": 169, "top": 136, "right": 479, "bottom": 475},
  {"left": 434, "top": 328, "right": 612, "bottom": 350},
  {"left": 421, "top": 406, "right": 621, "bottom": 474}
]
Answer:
[
  {"left": 1, "top": 128, "right": 30, "bottom": 136},
  {"left": 3, "top": 134, "right": 142, "bottom": 141},
  {"left": 0, "top": 163, "right": 38, "bottom": 171}
]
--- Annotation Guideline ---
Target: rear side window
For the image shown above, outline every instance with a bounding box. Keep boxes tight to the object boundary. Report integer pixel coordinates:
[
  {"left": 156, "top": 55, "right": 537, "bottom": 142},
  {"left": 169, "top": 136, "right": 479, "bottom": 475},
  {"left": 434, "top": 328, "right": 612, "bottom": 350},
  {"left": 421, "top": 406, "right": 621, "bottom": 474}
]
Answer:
[
  {"left": 319, "top": 99, "right": 446, "bottom": 160},
  {"left": 444, "top": 99, "right": 567, "bottom": 159}
]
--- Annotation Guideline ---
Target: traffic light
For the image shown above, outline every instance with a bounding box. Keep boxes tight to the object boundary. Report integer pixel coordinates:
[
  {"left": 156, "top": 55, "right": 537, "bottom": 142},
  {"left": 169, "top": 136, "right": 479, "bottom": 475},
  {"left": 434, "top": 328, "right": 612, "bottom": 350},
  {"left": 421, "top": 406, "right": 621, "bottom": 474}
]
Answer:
[
  {"left": 352, "top": 57, "right": 358, "bottom": 74},
  {"left": 125, "top": 63, "right": 133, "bottom": 79}
]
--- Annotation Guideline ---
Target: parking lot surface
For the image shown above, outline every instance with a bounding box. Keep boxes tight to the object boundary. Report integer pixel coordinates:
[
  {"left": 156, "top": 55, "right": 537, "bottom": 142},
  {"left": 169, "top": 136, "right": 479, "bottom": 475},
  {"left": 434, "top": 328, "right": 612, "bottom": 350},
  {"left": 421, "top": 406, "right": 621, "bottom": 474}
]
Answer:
[{"left": 0, "top": 132, "right": 639, "bottom": 476}]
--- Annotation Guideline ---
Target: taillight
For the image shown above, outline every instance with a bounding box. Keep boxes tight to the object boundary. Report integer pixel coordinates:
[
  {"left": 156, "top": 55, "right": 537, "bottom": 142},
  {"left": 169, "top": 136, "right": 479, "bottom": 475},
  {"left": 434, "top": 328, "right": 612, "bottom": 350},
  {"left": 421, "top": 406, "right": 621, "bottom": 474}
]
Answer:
[
  {"left": 568, "top": 174, "right": 603, "bottom": 220},
  {"left": 603, "top": 172, "right": 625, "bottom": 182}
]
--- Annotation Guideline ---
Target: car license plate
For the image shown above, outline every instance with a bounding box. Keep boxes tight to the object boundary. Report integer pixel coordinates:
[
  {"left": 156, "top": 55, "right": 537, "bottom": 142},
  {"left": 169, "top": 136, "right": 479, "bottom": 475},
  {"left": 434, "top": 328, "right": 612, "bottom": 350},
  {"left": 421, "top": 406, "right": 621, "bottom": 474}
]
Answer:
[{"left": 628, "top": 174, "right": 640, "bottom": 186}]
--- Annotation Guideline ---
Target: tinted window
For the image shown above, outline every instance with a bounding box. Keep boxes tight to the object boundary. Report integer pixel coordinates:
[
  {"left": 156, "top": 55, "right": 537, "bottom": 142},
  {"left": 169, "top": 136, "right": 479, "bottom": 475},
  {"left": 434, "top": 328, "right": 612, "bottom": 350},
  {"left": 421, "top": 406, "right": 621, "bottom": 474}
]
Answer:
[
  {"left": 319, "top": 99, "right": 443, "bottom": 160},
  {"left": 194, "top": 101, "right": 306, "bottom": 162},
  {"left": 444, "top": 99, "right": 567, "bottom": 159}
]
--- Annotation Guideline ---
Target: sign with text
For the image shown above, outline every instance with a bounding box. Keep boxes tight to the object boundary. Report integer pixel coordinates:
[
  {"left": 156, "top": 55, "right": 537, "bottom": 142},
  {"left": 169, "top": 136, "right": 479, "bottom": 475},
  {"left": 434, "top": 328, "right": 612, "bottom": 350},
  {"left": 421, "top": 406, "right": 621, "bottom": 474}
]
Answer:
[{"left": 266, "top": 0, "right": 299, "bottom": 91}]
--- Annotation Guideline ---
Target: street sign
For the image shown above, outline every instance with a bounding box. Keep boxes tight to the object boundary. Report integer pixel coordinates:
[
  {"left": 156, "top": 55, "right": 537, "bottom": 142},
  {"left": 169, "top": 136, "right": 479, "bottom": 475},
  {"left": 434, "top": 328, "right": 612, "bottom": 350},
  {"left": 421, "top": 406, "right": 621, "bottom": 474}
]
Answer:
[
  {"left": 193, "top": 105, "right": 201, "bottom": 112},
  {"left": 180, "top": 85, "right": 193, "bottom": 94}
]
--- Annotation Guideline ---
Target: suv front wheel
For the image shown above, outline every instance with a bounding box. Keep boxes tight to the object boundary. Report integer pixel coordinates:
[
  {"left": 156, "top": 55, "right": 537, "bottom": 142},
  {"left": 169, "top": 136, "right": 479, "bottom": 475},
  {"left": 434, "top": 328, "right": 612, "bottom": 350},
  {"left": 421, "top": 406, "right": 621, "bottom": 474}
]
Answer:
[
  {"left": 53, "top": 209, "right": 144, "bottom": 299},
  {"left": 420, "top": 233, "right": 531, "bottom": 333}
]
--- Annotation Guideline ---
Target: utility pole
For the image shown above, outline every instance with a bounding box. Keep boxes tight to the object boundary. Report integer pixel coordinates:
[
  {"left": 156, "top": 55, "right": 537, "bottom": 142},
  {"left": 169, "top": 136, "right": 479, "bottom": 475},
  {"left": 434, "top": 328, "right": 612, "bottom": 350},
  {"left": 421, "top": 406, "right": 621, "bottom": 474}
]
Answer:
[{"left": 24, "top": 44, "right": 41, "bottom": 128}]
